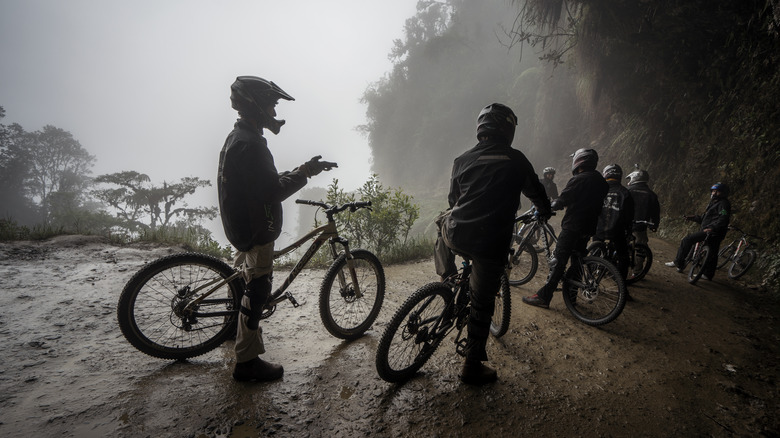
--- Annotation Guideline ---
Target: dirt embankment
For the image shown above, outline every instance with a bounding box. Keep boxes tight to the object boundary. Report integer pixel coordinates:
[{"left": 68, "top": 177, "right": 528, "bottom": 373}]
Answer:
[{"left": 0, "top": 235, "right": 777, "bottom": 437}]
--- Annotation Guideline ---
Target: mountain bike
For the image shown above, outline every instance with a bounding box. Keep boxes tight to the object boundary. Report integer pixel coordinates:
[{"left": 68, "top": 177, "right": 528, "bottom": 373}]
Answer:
[
  {"left": 375, "top": 259, "right": 510, "bottom": 383},
  {"left": 514, "top": 207, "right": 556, "bottom": 254},
  {"left": 586, "top": 221, "right": 655, "bottom": 285},
  {"left": 716, "top": 225, "right": 761, "bottom": 280},
  {"left": 117, "top": 199, "right": 385, "bottom": 360},
  {"left": 507, "top": 208, "right": 558, "bottom": 286},
  {"left": 682, "top": 232, "right": 713, "bottom": 285}
]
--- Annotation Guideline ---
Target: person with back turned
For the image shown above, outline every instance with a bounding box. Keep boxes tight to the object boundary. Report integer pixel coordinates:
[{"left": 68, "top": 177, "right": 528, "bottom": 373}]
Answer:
[{"left": 436, "top": 103, "right": 551, "bottom": 384}]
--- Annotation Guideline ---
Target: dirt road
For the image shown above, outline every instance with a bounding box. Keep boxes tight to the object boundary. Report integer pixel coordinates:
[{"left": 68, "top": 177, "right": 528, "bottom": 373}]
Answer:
[{"left": 0, "top": 235, "right": 777, "bottom": 437}]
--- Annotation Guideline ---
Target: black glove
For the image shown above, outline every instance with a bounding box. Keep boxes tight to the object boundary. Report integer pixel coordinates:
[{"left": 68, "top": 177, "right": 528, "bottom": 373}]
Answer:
[
  {"left": 684, "top": 215, "right": 696, "bottom": 222},
  {"left": 299, "top": 155, "right": 338, "bottom": 178},
  {"left": 535, "top": 208, "right": 552, "bottom": 221},
  {"left": 550, "top": 199, "right": 564, "bottom": 211}
]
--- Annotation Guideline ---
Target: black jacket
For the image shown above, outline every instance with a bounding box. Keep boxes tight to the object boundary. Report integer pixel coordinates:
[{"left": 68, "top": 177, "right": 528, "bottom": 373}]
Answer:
[
  {"left": 557, "top": 169, "right": 609, "bottom": 234},
  {"left": 628, "top": 182, "right": 660, "bottom": 232},
  {"left": 694, "top": 196, "right": 731, "bottom": 238},
  {"left": 444, "top": 139, "right": 551, "bottom": 259},
  {"left": 596, "top": 180, "right": 634, "bottom": 239},
  {"left": 540, "top": 177, "right": 559, "bottom": 200},
  {"left": 218, "top": 119, "right": 307, "bottom": 251}
]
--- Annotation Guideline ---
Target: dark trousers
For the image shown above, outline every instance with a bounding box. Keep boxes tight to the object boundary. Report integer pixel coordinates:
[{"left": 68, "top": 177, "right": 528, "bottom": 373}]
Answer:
[
  {"left": 593, "top": 234, "right": 630, "bottom": 280},
  {"left": 674, "top": 231, "right": 723, "bottom": 278},
  {"left": 465, "top": 256, "right": 505, "bottom": 361},
  {"left": 537, "top": 229, "right": 590, "bottom": 303}
]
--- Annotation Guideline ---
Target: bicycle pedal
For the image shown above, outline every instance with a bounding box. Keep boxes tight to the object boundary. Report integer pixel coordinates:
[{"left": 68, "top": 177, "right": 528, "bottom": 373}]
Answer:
[
  {"left": 455, "top": 338, "right": 468, "bottom": 357},
  {"left": 285, "top": 292, "right": 301, "bottom": 308}
]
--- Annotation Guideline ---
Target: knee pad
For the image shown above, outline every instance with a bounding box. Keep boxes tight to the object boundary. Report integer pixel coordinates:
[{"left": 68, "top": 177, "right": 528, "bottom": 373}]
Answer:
[{"left": 240, "top": 275, "right": 272, "bottom": 329}]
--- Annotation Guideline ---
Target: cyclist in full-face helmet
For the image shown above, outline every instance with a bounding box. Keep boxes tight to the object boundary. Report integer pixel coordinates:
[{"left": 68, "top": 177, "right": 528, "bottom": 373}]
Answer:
[
  {"left": 522, "top": 148, "right": 608, "bottom": 309},
  {"left": 540, "top": 166, "right": 559, "bottom": 200},
  {"left": 666, "top": 182, "right": 731, "bottom": 280},
  {"left": 626, "top": 166, "right": 660, "bottom": 278},
  {"left": 593, "top": 164, "right": 635, "bottom": 287},
  {"left": 436, "top": 103, "right": 551, "bottom": 385},
  {"left": 218, "top": 76, "right": 337, "bottom": 382}
]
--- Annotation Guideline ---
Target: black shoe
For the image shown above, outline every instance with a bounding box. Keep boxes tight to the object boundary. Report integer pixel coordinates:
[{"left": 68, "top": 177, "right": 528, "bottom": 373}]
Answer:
[
  {"left": 233, "top": 357, "right": 284, "bottom": 382},
  {"left": 522, "top": 294, "right": 550, "bottom": 309},
  {"left": 460, "top": 360, "right": 497, "bottom": 385}
]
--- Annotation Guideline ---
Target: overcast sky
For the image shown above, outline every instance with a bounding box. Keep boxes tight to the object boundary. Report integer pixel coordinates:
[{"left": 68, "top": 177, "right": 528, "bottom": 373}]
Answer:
[{"left": 0, "top": 0, "right": 418, "bottom": 244}]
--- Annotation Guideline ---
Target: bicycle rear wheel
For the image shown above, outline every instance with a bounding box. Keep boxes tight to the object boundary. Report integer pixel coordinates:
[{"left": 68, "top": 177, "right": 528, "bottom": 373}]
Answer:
[
  {"left": 561, "top": 256, "right": 627, "bottom": 326},
  {"left": 490, "top": 273, "right": 511, "bottom": 338},
  {"left": 586, "top": 241, "right": 608, "bottom": 259},
  {"left": 716, "top": 242, "right": 736, "bottom": 269},
  {"left": 375, "top": 283, "right": 453, "bottom": 383},
  {"left": 627, "top": 243, "right": 653, "bottom": 284},
  {"left": 728, "top": 249, "right": 756, "bottom": 280},
  {"left": 688, "top": 246, "right": 710, "bottom": 284},
  {"left": 508, "top": 241, "right": 538, "bottom": 286},
  {"left": 117, "top": 253, "right": 242, "bottom": 360},
  {"left": 319, "top": 249, "right": 385, "bottom": 340}
]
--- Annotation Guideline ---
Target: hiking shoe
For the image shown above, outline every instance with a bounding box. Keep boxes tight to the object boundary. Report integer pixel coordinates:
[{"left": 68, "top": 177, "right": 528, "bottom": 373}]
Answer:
[
  {"left": 702, "top": 275, "right": 712, "bottom": 281},
  {"left": 665, "top": 261, "right": 683, "bottom": 273},
  {"left": 233, "top": 357, "right": 284, "bottom": 382},
  {"left": 522, "top": 294, "right": 550, "bottom": 309},
  {"left": 460, "top": 360, "right": 497, "bottom": 385}
]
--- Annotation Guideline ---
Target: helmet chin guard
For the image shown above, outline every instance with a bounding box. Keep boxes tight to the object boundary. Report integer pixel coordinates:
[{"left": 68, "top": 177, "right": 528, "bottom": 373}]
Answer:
[{"left": 230, "top": 76, "right": 294, "bottom": 134}]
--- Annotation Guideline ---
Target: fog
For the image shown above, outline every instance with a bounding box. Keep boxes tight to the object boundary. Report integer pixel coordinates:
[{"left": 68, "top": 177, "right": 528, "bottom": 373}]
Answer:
[{"left": 0, "top": 0, "right": 418, "bottom": 245}]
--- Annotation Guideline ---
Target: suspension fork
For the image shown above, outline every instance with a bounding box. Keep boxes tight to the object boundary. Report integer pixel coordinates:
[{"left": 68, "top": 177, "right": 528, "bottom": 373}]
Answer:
[{"left": 329, "top": 236, "right": 363, "bottom": 298}]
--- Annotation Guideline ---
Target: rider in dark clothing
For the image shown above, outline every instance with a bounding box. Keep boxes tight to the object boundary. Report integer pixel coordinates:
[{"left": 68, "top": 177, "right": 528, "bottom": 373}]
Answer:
[
  {"left": 218, "top": 76, "right": 336, "bottom": 382},
  {"left": 540, "top": 167, "right": 559, "bottom": 200},
  {"left": 437, "top": 103, "right": 551, "bottom": 385},
  {"left": 522, "top": 148, "right": 608, "bottom": 308},
  {"left": 667, "top": 183, "right": 731, "bottom": 279},
  {"left": 593, "top": 164, "right": 635, "bottom": 283},
  {"left": 626, "top": 167, "right": 660, "bottom": 277}
]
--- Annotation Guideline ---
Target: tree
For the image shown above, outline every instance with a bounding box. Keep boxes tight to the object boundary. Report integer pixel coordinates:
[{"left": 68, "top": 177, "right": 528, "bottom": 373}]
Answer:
[
  {"left": 0, "top": 107, "right": 37, "bottom": 224},
  {"left": 23, "top": 125, "right": 95, "bottom": 222},
  {"left": 93, "top": 171, "right": 218, "bottom": 232}
]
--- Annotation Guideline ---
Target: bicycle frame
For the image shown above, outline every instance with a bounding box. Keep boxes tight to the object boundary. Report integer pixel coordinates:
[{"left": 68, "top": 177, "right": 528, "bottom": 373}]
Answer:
[{"left": 183, "top": 205, "right": 362, "bottom": 315}]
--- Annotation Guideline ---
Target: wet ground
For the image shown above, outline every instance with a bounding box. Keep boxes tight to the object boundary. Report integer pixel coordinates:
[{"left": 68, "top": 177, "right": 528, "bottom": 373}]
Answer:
[{"left": 0, "top": 234, "right": 778, "bottom": 437}]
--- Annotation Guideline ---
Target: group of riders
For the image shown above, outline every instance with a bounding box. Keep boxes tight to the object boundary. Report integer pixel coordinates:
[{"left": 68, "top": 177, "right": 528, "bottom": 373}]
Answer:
[{"left": 216, "top": 75, "right": 732, "bottom": 385}]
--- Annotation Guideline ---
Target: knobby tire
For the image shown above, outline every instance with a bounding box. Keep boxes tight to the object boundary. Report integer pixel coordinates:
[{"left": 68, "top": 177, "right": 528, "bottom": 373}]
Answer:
[
  {"left": 728, "top": 249, "right": 756, "bottom": 280},
  {"left": 508, "top": 241, "right": 538, "bottom": 286},
  {"left": 319, "top": 249, "right": 385, "bottom": 340},
  {"left": 688, "top": 246, "right": 710, "bottom": 284},
  {"left": 375, "top": 283, "right": 453, "bottom": 383},
  {"left": 561, "top": 256, "right": 627, "bottom": 326},
  {"left": 490, "top": 273, "right": 511, "bottom": 338},
  {"left": 117, "top": 253, "right": 242, "bottom": 360}
]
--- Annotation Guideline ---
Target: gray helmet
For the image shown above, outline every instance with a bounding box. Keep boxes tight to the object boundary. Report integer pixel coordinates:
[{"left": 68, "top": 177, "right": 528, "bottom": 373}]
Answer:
[
  {"left": 230, "top": 76, "right": 294, "bottom": 134},
  {"left": 476, "top": 103, "right": 518, "bottom": 144},
  {"left": 570, "top": 148, "right": 599, "bottom": 175},
  {"left": 602, "top": 164, "right": 623, "bottom": 180},
  {"left": 543, "top": 167, "right": 556, "bottom": 176},
  {"left": 626, "top": 168, "right": 649, "bottom": 185}
]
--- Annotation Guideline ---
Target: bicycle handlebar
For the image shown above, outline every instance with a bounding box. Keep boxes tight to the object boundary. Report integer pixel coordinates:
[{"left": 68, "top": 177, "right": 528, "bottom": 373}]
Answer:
[
  {"left": 295, "top": 199, "right": 373, "bottom": 215},
  {"left": 727, "top": 225, "right": 763, "bottom": 240}
]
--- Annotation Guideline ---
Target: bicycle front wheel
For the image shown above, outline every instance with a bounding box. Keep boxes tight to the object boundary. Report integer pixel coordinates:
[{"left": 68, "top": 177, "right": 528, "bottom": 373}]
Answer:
[
  {"left": 562, "top": 256, "right": 627, "bottom": 326},
  {"left": 688, "top": 246, "right": 710, "bottom": 284},
  {"left": 319, "top": 249, "right": 385, "bottom": 339},
  {"left": 490, "top": 273, "right": 511, "bottom": 338},
  {"left": 117, "top": 253, "right": 242, "bottom": 360},
  {"left": 627, "top": 243, "right": 653, "bottom": 284},
  {"left": 375, "top": 283, "right": 453, "bottom": 383},
  {"left": 728, "top": 249, "right": 756, "bottom": 280},
  {"left": 508, "top": 241, "right": 538, "bottom": 286}
]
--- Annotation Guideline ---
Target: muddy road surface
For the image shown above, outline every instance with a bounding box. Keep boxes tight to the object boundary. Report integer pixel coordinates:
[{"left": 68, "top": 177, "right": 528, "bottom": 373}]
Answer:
[{"left": 0, "top": 235, "right": 777, "bottom": 437}]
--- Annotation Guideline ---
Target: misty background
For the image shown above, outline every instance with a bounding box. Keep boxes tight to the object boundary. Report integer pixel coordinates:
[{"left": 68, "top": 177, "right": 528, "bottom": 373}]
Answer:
[
  {"left": 0, "top": 0, "right": 418, "bottom": 246},
  {"left": 2, "top": 0, "right": 779, "bottom": 289}
]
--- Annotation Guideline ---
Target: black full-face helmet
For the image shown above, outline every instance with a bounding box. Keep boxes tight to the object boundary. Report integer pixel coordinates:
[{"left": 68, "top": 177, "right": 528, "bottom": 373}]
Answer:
[
  {"left": 602, "top": 164, "right": 623, "bottom": 180},
  {"left": 230, "top": 76, "right": 295, "bottom": 134},
  {"left": 626, "top": 168, "right": 649, "bottom": 185},
  {"left": 570, "top": 148, "right": 599, "bottom": 175},
  {"left": 476, "top": 103, "right": 518, "bottom": 144}
]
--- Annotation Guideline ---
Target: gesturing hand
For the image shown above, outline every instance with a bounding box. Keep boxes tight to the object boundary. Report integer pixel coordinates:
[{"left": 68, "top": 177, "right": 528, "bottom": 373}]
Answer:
[{"left": 299, "top": 155, "right": 338, "bottom": 178}]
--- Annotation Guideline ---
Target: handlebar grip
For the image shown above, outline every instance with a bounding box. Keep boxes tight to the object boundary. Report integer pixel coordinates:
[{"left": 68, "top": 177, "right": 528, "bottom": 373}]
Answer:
[{"left": 353, "top": 201, "right": 372, "bottom": 208}]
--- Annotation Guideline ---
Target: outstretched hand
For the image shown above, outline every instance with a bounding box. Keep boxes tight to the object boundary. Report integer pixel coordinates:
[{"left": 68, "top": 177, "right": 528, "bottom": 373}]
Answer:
[{"left": 299, "top": 155, "right": 338, "bottom": 178}]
